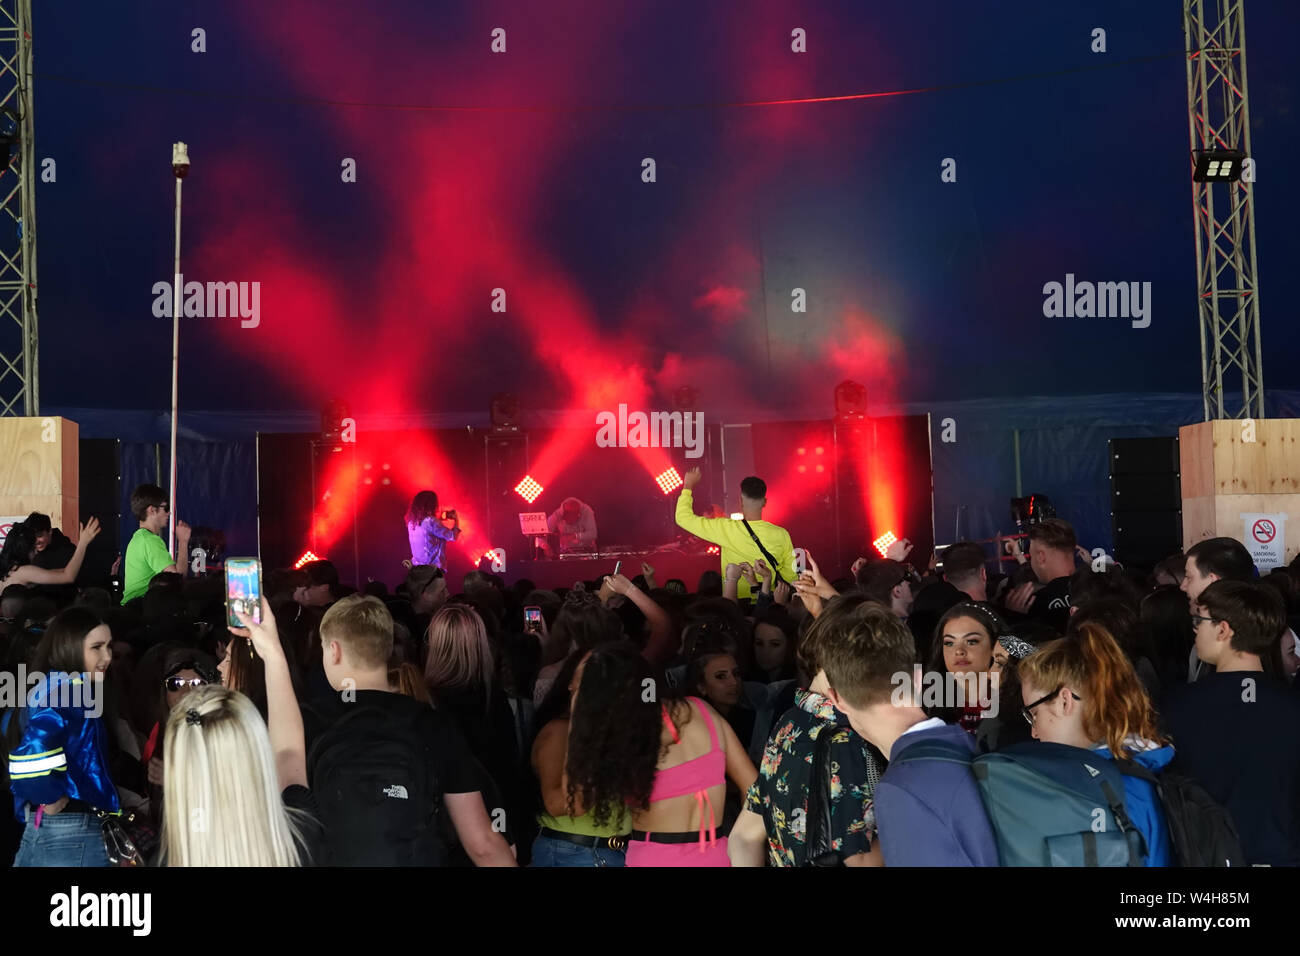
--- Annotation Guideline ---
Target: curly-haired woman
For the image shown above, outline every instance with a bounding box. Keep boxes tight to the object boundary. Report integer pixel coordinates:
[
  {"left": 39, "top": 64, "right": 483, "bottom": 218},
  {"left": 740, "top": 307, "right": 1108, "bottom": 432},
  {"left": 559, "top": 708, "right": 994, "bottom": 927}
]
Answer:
[{"left": 564, "top": 642, "right": 757, "bottom": 867}]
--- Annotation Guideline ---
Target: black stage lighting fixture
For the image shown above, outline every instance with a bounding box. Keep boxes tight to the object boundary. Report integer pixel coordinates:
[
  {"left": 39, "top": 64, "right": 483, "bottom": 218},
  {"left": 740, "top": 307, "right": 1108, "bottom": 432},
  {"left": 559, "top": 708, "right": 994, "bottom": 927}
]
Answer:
[{"left": 1192, "top": 149, "right": 1246, "bottom": 183}]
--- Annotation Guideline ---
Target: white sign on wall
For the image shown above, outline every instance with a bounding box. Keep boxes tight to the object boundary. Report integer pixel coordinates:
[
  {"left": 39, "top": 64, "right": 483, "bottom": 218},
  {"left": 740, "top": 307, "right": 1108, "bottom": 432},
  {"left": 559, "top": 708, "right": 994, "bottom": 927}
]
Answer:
[{"left": 1242, "top": 512, "right": 1287, "bottom": 572}]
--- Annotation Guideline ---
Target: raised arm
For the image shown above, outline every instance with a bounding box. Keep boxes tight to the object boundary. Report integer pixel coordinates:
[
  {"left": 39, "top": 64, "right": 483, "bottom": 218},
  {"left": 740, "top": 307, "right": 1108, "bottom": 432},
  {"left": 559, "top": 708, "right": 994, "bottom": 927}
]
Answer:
[
  {"left": 606, "top": 574, "right": 675, "bottom": 666},
  {"left": 674, "top": 468, "right": 723, "bottom": 544},
  {"left": 233, "top": 598, "right": 305, "bottom": 790},
  {"left": 11, "top": 518, "right": 100, "bottom": 586},
  {"left": 710, "top": 700, "right": 758, "bottom": 794}
]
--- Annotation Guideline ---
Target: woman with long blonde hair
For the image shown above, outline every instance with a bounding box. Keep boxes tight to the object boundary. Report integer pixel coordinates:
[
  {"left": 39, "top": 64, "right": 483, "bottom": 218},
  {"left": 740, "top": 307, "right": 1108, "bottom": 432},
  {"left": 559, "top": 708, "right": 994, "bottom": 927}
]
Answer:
[
  {"left": 1018, "top": 620, "right": 1174, "bottom": 866},
  {"left": 161, "top": 599, "right": 323, "bottom": 866}
]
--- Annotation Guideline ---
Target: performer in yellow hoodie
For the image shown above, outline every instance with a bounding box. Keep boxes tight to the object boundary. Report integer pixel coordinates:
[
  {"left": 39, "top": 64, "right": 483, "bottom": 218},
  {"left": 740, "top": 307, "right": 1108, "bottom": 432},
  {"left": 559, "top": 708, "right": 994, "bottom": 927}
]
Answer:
[{"left": 675, "top": 468, "right": 796, "bottom": 600}]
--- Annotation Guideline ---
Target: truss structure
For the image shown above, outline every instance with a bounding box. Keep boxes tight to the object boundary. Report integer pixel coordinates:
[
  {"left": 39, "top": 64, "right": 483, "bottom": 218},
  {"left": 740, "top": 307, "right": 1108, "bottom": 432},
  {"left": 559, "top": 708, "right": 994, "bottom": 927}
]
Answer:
[
  {"left": 1185, "top": 0, "right": 1263, "bottom": 420},
  {"left": 0, "top": 0, "right": 35, "bottom": 416}
]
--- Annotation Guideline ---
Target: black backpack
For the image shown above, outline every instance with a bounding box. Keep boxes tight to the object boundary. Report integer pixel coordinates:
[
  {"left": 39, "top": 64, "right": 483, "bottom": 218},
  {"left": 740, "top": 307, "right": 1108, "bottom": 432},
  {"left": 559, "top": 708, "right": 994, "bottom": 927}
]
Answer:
[
  {"left": 307, "top": 702, "right": 444, "bottom": 866},
  {"left": 1116, "top": 759, "right": 1246, "bottom": 867}
]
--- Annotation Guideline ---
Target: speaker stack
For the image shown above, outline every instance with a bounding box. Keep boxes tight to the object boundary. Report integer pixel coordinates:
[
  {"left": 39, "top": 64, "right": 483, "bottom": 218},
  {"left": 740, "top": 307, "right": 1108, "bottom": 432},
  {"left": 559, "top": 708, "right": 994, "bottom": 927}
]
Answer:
[{"left": 1109, "top": 436, "right": 1182, "bottom": 570}]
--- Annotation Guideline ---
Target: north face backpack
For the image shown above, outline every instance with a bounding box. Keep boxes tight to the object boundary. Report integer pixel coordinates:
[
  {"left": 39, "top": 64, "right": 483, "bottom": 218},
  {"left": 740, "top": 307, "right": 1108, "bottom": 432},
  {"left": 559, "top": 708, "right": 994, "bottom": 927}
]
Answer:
[
  {"left": 971, "top": 741, "right": 1147, "bottom": 867},
  {"left": 1116, "top": 759, "right": 1245, "bottom": 867},
  {"left": 307, "top": 703, "right": 444, "bottom": 866}
]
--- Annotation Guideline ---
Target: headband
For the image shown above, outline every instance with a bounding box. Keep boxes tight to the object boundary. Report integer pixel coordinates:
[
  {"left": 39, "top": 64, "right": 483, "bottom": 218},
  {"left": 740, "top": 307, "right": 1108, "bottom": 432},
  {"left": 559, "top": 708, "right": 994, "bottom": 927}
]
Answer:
[
  {"left": 949, "top": 601, "right": 1011, "bottom": 638},
  {"left": 997, "top": 635, "right": 1037, "bottom": 661}
]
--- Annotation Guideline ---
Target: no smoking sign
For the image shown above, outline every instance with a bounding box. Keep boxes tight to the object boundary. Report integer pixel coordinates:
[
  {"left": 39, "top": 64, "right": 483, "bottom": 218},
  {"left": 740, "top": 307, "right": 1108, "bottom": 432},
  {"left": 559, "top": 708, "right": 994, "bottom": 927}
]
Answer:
[{"left": 1243, "top": 512, "right": 1286, "bottom": 571}]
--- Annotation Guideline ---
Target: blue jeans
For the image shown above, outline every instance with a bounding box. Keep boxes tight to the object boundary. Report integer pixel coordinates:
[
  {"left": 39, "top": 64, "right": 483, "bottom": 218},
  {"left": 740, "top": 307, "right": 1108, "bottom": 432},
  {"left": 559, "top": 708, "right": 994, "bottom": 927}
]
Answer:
[
  {"left": 13, "top": 811, "right": 110, "bottom": 867},
  {"left": 530, "top": 833, "right": 626, "bottom": 868}
]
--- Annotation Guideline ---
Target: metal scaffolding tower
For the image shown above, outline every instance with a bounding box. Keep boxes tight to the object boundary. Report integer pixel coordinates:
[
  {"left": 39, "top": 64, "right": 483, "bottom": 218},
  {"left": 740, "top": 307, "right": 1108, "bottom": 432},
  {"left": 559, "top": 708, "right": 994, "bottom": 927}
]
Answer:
[
  {"left": 1185, "top": 0, "right": 1263, "bottom": 421},
  {"left": 0, "top": 0, "right": 35, "bottom": 416}
]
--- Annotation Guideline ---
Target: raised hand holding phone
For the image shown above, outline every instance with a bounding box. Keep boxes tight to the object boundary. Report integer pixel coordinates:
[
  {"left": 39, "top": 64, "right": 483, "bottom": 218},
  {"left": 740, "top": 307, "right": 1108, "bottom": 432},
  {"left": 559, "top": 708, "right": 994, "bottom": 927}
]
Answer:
[
  {"left": 225, "top": 557, "right": 263, "bottom": 628},
  {"left": 229, "top": 597, "right": 284, "bottom": 665}
]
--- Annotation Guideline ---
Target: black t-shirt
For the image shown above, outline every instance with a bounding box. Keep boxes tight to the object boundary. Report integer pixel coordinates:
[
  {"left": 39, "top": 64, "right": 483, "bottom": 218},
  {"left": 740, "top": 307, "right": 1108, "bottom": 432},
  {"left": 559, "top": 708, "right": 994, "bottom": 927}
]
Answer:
[
  {"left": 1162, "top": 671, "right": 1300, "bottom": 866},
  {"left": 282, "top": 784, "right": 328, "bottom": 866},
  {"left": 1028, "top": 576, "right": 1071, "bottom": 635},
  {"left": 301, "top": 689, "right": 482, "bottom": 797}
]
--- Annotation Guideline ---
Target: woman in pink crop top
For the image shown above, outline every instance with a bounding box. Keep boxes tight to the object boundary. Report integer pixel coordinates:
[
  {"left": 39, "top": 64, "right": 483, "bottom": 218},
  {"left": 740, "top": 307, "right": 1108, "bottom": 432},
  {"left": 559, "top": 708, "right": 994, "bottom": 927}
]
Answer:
[{"left": 563, "top": 643, "right": 757, "bottom": 867}]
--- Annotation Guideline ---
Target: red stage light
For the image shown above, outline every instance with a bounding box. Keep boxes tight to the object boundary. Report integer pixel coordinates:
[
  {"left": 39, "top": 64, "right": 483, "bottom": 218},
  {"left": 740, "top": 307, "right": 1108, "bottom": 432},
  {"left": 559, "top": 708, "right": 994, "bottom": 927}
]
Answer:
[
  {"left": 706, "top": 545, "right": 721, "bottom": 555},
  {"left": 655, "top": 467, "right": 683, "bottom": 494},
  {"left": 515, "top": 475, "right": 544, "bottom": 503},
  {"left": 873, "top": 531, "right": 897, "bottom": 557},
  {"left": 294, "top": 550, "right": 321, "bottom": 569}
]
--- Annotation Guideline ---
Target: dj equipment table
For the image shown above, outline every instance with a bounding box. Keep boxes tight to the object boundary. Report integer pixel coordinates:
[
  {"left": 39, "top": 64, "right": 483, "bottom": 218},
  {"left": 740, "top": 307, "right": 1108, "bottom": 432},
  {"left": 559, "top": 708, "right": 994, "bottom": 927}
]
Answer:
[{"left": 509, "top": 549, "right": 718, "bottom": 591}]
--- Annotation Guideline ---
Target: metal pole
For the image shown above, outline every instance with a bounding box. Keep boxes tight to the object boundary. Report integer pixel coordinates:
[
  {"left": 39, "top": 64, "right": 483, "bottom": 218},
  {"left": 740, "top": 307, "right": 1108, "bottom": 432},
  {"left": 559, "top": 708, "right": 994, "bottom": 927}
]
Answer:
[
  {"left": 168, "top": 143, "right": 189, "bottom": 556},
  {"left": 168, "top": 174, "right": 181, "bottom": 556}
]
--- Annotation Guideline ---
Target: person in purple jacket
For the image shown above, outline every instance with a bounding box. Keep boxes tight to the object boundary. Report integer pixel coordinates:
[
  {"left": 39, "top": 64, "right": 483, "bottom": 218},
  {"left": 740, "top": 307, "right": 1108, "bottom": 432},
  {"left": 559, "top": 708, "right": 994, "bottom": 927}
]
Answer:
[
  {"left": 405, "top": 490, "right": 461, "bottom": 570},
  {"left": 816, "top": 593, "right": 999, "bottom": 866}
]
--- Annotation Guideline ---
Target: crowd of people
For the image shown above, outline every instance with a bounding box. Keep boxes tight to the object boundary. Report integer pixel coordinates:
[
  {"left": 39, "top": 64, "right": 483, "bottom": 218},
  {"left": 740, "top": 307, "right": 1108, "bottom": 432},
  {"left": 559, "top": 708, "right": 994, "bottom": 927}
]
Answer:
[{"left": 3, "top": 474, "right": 1299, "bottom": 868}]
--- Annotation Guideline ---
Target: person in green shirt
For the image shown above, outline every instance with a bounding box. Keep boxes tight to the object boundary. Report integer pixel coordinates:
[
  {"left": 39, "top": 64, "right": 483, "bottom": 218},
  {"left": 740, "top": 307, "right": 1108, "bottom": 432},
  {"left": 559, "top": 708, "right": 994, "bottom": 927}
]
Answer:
[
  {"left": 675, "top": 468, "right": 796, "bottom": 600},
  {"left": 122, "top": 483, "right": 190, "bottom": 605}
]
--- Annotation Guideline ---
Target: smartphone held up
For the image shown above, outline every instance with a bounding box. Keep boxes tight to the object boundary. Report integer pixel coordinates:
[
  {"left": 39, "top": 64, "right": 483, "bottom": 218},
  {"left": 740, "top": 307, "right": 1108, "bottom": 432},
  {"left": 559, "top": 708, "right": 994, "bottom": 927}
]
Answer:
[{"left": 225, "top": 557, "right": 263, "bottom": 627}]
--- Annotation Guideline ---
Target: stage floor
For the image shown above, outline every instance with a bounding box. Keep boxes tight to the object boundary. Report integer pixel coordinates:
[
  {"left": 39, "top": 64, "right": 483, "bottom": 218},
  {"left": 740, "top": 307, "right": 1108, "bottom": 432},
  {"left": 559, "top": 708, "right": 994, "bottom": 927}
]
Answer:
[{"left": 508, "top": 549, "right": 719, "bottom": 591}]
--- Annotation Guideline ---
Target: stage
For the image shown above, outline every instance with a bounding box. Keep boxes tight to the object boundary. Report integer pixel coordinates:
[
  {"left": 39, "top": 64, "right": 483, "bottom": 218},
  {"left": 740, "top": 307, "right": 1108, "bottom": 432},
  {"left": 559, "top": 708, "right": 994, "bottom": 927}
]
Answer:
[{"left": 255, "top": 416, "right": 935, "bottom": 590}]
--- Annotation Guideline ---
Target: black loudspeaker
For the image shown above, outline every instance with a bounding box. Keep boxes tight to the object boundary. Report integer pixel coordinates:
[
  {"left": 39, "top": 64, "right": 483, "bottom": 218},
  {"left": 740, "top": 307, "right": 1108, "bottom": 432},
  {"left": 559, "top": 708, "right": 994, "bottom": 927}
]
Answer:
[
  {"left": 1109, "top": 437, "right": 1181, "bottom": 570},
  {"left": 78, "top": 438, "right": 122, "bottom": 588},
  {"left": 484, "top": 432, "right": 530, "bottom": 555}
]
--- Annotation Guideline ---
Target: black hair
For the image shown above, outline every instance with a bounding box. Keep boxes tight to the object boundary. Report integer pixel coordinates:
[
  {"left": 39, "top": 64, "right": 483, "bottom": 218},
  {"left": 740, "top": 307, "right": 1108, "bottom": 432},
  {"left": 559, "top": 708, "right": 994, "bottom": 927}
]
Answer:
[
  {"left": 129, "top": 483, "right": 167, "bottom": 522},
  {"left": 740, "top": 476, "right": 767, "bottom": 500},
  {"left": 23, "top": 512, "right": 52, "bottom": 535},
  {"left": 942, "top": 541, "right": 987, "bottom": 583},
  {"left": 696, "top": 570, "right": 723, "bottom": 598},
  {"left": 33, "top": 606, "right": 105, "bottom": 675},
  {"left": 564, "top": 641, "right": 661, "bottom": 828},
  {"left": 405, "top": 490, "right": 439, "bottom": 526},
  {"left": 1186, "top": 537, "right": 1255, "bottom": 583},
  {"left": 1139, "top": 584, "right": 1193, "bottom": 686},
  {"left": 0, "top": 523, "right": 36, "bottom": 578}
]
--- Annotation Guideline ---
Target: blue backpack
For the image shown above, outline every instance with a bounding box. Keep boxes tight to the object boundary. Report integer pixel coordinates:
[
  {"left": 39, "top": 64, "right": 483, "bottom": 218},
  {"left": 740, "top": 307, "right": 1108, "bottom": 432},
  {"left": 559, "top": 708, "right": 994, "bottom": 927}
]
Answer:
[{"left": 971, "top": 742, "right": 1146, "bottom": 866}]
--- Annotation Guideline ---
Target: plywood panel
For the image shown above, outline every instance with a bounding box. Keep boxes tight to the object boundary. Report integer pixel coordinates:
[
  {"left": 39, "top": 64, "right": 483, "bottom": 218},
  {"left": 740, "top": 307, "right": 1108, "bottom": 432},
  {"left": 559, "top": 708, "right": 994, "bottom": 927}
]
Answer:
[
  {"left": 1213, "top": 493, "right": 1300, "bottom": 564},
  {"left": 0, "top": 494, "right": 80, "bottom": 533},
  {"left": 1208, "top": 419, "right": 1300, "bottom": 495},
  {"left": 1178, "top": 422, "right": 1215, "bottom": 499},
  {"left": 1182, "top": 495, "right": 1216, "bottom": 549},
  {"left": 0, "top": 417, "right": 75, "bottom": 496}
]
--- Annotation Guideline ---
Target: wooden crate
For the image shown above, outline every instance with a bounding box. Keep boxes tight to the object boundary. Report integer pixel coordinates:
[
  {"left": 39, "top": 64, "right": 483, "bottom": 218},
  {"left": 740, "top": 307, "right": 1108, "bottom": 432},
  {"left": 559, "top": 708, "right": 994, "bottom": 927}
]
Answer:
[
  {"left": 1180, "top": 419, "right": 1300, "bottom": 565},
  {"left": 0, "top": 416, "right": 80, "bottom": 536}
]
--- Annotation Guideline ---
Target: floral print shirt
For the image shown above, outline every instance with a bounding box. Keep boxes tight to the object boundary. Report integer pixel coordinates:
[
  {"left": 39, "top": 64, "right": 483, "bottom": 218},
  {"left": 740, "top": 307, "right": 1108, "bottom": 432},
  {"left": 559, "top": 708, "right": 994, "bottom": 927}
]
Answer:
[{"left": 744, "top": 689, "right": 884, "bottom": 866}]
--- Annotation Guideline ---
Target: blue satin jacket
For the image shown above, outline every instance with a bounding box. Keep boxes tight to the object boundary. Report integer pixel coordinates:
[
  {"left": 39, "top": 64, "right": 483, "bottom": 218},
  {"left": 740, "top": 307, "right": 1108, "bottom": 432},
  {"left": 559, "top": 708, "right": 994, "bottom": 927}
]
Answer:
[{"left": 8, "top": 672, "right": 120, "bottom": 820}]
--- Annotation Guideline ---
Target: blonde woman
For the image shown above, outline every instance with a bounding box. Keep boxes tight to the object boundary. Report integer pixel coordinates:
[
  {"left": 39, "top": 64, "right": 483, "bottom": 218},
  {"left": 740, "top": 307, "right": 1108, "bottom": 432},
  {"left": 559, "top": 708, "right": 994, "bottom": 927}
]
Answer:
[
  {"left": 161, "top": 598, "right": 324, "bottom": 866},
  {"left": 425, "top": 604, "right": 522, "bottom": 856}
]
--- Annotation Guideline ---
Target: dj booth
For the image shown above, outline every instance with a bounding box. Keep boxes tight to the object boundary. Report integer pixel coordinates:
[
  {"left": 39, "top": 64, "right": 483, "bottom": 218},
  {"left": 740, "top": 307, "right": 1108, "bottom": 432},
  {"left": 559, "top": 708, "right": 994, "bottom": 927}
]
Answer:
[{"left": 508, "top": 548, "right": 719, "bottom": 591}]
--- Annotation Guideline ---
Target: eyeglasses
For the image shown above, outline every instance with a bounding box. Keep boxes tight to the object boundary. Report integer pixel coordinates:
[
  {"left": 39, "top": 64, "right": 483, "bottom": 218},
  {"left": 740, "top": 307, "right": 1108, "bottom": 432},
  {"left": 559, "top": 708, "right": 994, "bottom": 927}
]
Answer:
[
  {"left": 1190, "top": 614, "right": 1215, "bottom": 626},
  {"left": 165, "top": 677, "right": 208, "bottom": 692},
  {"left": 1021, "top": 685, "right": 1082, "bottom": 727}
]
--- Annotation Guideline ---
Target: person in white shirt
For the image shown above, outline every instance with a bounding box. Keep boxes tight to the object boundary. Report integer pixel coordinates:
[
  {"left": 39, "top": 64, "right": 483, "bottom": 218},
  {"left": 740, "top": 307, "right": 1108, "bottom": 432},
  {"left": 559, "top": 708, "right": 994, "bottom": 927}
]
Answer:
[{"left": 547, "top": 498, "right": 597, "bottom": 554}]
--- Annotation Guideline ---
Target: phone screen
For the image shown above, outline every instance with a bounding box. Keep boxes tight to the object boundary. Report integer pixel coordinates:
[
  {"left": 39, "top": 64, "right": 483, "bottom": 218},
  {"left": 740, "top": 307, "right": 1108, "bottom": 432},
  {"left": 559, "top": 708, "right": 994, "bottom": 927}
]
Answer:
[
  {"left": 524, "top": 606, "right": 542, "bottom": 631},
  {"left": 793, "top": 548, "right": 807, "bottom": 575},
  {"left": 225, "top": 558, "right": 262, "bottom": 627}
]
